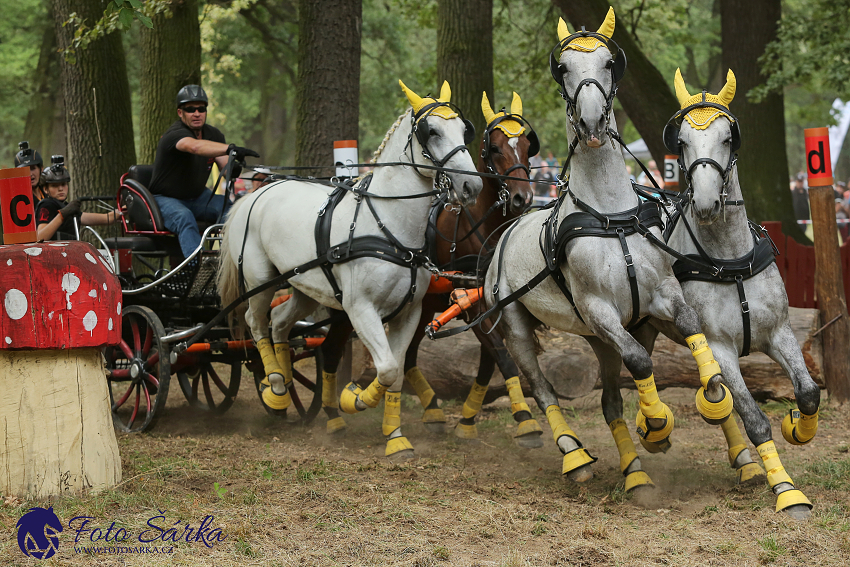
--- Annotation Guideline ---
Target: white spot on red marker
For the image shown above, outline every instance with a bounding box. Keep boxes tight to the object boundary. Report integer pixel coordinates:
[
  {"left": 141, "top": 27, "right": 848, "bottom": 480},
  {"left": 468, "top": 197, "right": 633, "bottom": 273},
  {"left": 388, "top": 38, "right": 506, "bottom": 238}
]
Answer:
[
  {"left": 85, "top": 253, "right": 97, "bottom": 265},
  {"left": 23, "top": 247, "right": 42, "bottom": 256},
  {"left": 4, "top": 289, "right": 27, "bottom": 320},
  {"left": 83, "top": 311, "right": 98, "bottom": 332},
  {"left": 62, "top": 273, "right": 81, "bottom": 309}
]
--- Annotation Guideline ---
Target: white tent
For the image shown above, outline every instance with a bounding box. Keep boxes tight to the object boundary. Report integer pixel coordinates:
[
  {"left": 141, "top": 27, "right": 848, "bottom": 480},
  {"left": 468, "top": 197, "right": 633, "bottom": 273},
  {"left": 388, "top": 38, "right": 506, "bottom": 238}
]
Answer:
[{"left": 624, "top": 138, "right": 652, "bottom": 161}]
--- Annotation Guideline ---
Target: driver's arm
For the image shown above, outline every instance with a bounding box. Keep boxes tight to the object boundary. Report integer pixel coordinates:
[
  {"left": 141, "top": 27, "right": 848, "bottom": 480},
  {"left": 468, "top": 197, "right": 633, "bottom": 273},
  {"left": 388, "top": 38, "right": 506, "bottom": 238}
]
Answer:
[{"left": 175, "top": 137, "right": 229, "bottom": 158}]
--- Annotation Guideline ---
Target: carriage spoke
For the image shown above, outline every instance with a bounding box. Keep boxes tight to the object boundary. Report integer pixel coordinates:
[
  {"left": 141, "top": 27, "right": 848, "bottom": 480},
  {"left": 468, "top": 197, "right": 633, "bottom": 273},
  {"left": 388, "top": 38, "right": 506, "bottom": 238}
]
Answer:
[
  {"left": 130, "top": 317, "right": 142, "bottom": 356},
  {"left": 292, "top": 370, "right": 316, "bottom": 391},
  {"left": 145, "top": 351, "right": 160, "bottom": 369},
  {"left": 192, "top": 373, "right": 200, "bottom": 402},
  {"left": 142, "top": 326, "right": 153, "bottom": 357},
  {"left": 202, "top": 370, "right": 216, "bottom": 409},
  {"left": 143, "top": 372, "right": 159, "bottom": 389},
  {"left": 290, "top": 382, "right": 304, "bottom": 415},
  {"left": 207, "top": 365, "right": 228, "bottom": 394},
  {"left": 118, "top": 339, "right": 134, "bottom": 361},
  {"left": 128, "top": 386, "right": 141, "bottom": 429},
  {"left": 113, "top": 382, "right": 135, "bottom": 409},
  {"left": 109, "top": 368, "right": 131, "bottom": 380}
]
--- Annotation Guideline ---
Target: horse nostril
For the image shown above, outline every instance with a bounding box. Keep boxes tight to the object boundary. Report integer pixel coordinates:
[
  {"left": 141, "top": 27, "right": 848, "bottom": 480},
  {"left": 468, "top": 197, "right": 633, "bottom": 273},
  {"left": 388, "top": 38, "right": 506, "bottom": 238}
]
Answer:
[
  {"left": 462, "top": 182, "right": 472, "bottom": 197},
  {"left": 512, "top": 194, "right": 524, "bottom": 211}
]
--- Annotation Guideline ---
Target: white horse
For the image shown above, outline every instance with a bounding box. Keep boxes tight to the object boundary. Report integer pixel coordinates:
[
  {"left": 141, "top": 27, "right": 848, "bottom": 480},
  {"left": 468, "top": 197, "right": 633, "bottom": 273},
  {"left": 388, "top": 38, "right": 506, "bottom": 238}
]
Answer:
[
  {"left": 218, "top": 80, "right": 483, "bottom": 458},
  {"left": 484, "top": 8, "right": 733, "bottom": 487},
  {"left": 617, "top": 69, "right": 818, "bottom": 519}
]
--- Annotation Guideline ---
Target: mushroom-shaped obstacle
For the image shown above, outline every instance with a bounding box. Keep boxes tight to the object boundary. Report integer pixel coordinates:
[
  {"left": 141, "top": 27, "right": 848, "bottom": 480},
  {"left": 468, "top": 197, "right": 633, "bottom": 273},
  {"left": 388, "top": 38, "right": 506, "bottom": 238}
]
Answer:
[{"left": 0, "top": 241, "right": 122, "bottom": 498}]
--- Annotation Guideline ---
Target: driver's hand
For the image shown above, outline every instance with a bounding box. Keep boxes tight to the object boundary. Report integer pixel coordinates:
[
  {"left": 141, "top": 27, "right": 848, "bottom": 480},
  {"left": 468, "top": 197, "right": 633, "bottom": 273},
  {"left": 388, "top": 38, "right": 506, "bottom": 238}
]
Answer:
[{"left": 228, "top": 144, "right": 260, "bottom": 161}]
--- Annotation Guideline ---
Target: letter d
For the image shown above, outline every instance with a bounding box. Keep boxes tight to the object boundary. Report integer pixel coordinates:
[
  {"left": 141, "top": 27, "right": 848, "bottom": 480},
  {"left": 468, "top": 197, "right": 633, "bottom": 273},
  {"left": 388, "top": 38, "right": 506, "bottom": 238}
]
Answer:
[{"left": 808, "top": 141, "right": 826, "bottom": 174}]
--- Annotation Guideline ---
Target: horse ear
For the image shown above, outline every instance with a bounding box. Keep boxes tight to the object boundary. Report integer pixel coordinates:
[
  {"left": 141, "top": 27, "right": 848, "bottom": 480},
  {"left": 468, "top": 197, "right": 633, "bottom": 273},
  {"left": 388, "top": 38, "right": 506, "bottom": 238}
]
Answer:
[
  {"left": 481, "top": 92, "right": 497, "bottom": 125},
  {"left": 674, "top": 68, "right": 691, "bottom": 107},
  {"left": 558, "top": 17, "right": 571, "bottom": 44},
  {"left": 596, "top": 7, "right": 615, "bottom": 39},
  {"left": 511, "top": 92, "right": 523, "bottom": 117},
  {"left": 438, "top": 80, "right": 451, "bottom": 103},
  {"left": 399, "top": 80, "right": 424, "bottom": 113},
  {"left": 717, "top": 69, "right": 736, "bottom": 108}
]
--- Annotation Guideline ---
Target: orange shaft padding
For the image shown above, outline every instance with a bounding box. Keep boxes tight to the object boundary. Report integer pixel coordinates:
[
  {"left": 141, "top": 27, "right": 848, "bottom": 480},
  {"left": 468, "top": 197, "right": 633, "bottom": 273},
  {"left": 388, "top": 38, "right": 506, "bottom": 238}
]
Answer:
[
  {"left": 427, "top": 271, "right": 462, "bottom": 294},
  {"left": 426, "top": 304, "right": 463, "bottom": 334},
  {"left": 184, "top": 339, "right": 255, "bottom": 353},
  {"left": 270, "top": 294, "right": 292, "bottom": 309},
  {"left": 426, "top": 287, "right": 484, "bottom": 334},
  {"left": 304, "top": 337, "right": 325, "bottom": 349}
]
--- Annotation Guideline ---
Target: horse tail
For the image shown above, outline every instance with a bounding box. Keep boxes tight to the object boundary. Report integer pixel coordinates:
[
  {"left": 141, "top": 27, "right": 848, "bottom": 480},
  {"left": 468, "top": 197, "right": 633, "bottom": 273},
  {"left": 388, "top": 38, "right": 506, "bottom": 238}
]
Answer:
[{"left": 217, "top": 197, "right": 250, "bottom": 339}]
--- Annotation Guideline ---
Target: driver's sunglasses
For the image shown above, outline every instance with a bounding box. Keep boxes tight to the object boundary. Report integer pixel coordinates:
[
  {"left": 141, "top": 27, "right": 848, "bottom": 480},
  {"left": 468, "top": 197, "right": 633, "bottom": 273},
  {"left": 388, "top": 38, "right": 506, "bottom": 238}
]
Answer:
[{"left": 182, "top": 105, "right": 207, "bottom": 114}]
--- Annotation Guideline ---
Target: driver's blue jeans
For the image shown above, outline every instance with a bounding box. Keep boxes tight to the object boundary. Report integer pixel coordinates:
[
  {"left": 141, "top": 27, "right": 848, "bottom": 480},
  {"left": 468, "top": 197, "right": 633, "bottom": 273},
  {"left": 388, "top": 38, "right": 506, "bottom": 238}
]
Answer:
[{"left": 154, "top": 189, "right": 231, "bottom": 258}]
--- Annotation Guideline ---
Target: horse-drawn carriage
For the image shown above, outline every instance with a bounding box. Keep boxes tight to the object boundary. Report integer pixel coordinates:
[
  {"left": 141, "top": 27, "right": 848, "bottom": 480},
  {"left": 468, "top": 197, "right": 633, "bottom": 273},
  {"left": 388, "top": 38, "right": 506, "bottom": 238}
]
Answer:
[{"left": 95, "top": 164, "right": 325, "bottom": 433}]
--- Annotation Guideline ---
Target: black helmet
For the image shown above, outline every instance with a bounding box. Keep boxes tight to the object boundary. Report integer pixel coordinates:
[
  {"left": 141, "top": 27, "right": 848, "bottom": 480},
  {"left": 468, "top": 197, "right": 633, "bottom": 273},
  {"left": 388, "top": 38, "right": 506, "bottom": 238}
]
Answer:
[
  {"left": 15, "top": 141, "right": 43, "bottom": 168},
  {"left": 176, "top": 85, "right": 208, "bottom": 107},
  {"left": 41, "top": 155, "right": 70, "bottom": 184}
]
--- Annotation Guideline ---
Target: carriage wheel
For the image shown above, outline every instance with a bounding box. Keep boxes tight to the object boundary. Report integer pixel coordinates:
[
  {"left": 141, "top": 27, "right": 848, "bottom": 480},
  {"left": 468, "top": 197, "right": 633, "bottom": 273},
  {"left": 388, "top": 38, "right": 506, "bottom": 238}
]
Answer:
[
  {"left": 177, "top": 358, "right": 241, "bottom": 414},
  {"left": 251, "top": 346, "right": 324, "bottom": 424},
  {"left": 105, "top": 305, "right": 171, "bottom": 433}
]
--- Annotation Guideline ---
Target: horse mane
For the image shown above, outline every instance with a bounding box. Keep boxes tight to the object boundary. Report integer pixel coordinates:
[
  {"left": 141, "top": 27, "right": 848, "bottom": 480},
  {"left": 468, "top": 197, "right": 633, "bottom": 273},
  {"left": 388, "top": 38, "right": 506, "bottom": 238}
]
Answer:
[{"left": 370, "top": 110, "right": 409, "bottom": 164}]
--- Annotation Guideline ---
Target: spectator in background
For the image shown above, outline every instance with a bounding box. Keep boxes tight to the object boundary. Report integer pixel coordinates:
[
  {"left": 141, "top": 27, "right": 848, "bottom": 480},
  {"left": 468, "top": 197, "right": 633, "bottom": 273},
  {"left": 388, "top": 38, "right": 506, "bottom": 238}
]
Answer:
[
  {"left": 15, "top": 141, "right": 45, "bottom": 205},
  {"left": 636, "top": 160, "right": 664, "bottom": 189},
  {"left": 626, "top": 164, "right": 636, "bottom": 183},
  {"left": 532, "top": 163, "right": 556, "bottom": 198},
  {"left": 545, "top": 150, "right": 559, "bottom": 170},
  {"left": 529, "top": 152, "right": 544, "bottom": 173},
  {"left": 791, "top": 172, "right": 809, "bottom": 221},
  {"left": 836, "top": 199, "right": 849, "bottom": 241}
]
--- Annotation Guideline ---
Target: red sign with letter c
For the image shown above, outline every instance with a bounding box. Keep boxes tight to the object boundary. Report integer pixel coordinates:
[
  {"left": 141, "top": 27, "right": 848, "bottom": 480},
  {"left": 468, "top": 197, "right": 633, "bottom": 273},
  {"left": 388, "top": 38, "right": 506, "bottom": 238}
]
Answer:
[{"left": 0, "top": 167, "right": 37, "bottom": 244}]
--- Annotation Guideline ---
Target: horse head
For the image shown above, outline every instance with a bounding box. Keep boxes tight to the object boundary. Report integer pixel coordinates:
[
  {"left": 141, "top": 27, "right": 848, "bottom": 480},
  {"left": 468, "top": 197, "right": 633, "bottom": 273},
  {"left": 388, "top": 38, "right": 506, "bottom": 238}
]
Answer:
[
  {"left": 551, "top": 7, "right": 625, "bottom": 148},
  {"left": 400, "top": 80, "right": 484, "bottom": 206},
  {"left": 666, "top": 68, "right": 740, "bottom": 224},
  {"left": 480, "top": 91, "right": 537, "bottom": 214}
]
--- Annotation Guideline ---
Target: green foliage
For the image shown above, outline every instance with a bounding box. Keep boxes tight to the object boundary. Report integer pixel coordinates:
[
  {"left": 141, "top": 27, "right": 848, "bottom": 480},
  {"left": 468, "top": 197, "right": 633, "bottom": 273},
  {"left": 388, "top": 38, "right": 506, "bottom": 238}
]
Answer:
[{"left": 212, "top": 481, "right": 227, "bottom": 498}]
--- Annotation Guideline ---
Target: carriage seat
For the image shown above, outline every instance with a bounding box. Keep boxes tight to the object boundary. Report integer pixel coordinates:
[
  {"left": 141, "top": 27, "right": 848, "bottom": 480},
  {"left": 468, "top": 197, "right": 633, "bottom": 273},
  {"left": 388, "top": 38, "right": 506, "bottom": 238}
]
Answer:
[{"left": 121, "top": 165, "right": 168, "bottom": 233}]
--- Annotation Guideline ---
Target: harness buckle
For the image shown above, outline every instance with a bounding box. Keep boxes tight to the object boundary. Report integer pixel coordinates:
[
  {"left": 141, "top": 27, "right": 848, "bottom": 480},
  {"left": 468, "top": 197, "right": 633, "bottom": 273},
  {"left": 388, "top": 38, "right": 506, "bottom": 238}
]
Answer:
[
  {"left": 711, "top": 266, "right": 722, "bottom": 277},
  {"left": 349, "top": 222, "right": 356, "bottom": 232},
  {"left": 741, "top": 300, "right": 749, "bottom": 314},
  {"left": 624, "top": 253, "right": 633, "bottom": 268},
  {"left": 450, "top": 243, "right": 456, "bottom": 253},
  {"left": 403, "top": 250, "right": 415, "bottom": 263}
]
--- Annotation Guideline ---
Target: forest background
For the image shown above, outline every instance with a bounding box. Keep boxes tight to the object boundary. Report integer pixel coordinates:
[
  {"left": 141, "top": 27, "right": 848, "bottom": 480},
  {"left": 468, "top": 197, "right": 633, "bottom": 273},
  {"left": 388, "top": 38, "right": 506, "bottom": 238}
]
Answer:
[{"left": 1, "top": 0, "right": 848, "bottom": 238}]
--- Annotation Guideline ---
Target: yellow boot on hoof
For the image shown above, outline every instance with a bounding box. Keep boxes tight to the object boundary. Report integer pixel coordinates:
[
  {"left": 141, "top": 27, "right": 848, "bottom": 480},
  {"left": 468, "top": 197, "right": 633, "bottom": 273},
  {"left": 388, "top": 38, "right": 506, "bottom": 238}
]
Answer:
[
  {"left": 514, "top": 419, "right": 544, "bottom": 448},
  {"left": 563, "top": 448, "right": 595, "bottom": 482},
  {"left": 385, "top": 436, "right": 415, "bottom": 459},
  {"left": 781, "top": 409, "right": 818, "bottom": 446},
  {"left": 776, "top": 489, "right": 812, "bottom": 514},
  {"left": 422, "top": 408, "right": 446, "bottom": 424},
  {"left": 455, "top": 422, "right": 478, "bottom": 440},
  {"left": 635, "top": 403, "right": 674, "bottom": 445},
  {"left": 624, "top": 470, "right": 654, "bottom": 492},
  {"left": 326, "top": 417, "right": 347, "bottom": 434},
  {"left": 737, "top": 462, "right": 766, "bottom": 485},
  {"left": 339, "top": 382, "right": 363, "bottom": 414},
  {"left": 339, "top": 379, "right": 388, "bottom": 414},
  {"left": 261, "top": 380, "right": 291, "bottom": 410},
  {"left": 696, "top": 384, "right": 733, "bottom": 424}
]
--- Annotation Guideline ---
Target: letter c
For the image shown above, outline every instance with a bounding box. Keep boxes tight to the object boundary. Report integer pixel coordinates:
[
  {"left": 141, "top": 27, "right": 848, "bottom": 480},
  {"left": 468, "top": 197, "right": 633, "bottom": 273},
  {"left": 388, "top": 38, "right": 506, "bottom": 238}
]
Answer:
[{"left": 10, "top": 194, "right": 32, "bottom": 227}]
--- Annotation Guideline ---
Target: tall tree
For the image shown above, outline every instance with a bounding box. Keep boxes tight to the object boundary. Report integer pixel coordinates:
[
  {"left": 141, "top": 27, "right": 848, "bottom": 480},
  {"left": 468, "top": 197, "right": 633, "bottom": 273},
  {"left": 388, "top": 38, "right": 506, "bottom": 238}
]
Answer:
[
  {"left": 139, "top": 0, "right": 202, "bottom": 164},
  {"left": 553, "top": 0, "right": 678, "bottom": 167},
  {"left": 295, "top": 0, "right": 361, "bottom": 171},
  {"left": 23, "top": 16, "right": 66, "bottom": 158},
  {"left": 53, "top": 0, "right": 136, "bottom": 197},
  {"left": 437, "top": 0, "right": 493, "bottom": 153},
  {"left": 721, "top": 0, "right": 805, "bottom": 241}
]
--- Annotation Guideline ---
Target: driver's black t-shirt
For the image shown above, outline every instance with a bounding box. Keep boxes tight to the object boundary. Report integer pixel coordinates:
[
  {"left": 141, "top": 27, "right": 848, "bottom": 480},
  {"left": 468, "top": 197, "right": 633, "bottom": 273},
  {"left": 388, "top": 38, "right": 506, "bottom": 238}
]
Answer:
[
  {"left": 35, "top": 197, "right": 80, "bottom": 240},
  {"left": 148, "top": 120, "right": 226, "bottom": 200}
]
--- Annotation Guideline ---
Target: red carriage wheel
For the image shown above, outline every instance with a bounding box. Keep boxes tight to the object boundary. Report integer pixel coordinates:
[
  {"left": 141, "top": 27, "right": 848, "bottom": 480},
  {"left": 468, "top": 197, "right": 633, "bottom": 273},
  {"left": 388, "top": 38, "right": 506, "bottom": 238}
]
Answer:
[
  {"left": 105, "top": 305, "right": 171, "bottom": 433},
  {"left": 177, "top": 357, "right": 241, "bottom": 414}
]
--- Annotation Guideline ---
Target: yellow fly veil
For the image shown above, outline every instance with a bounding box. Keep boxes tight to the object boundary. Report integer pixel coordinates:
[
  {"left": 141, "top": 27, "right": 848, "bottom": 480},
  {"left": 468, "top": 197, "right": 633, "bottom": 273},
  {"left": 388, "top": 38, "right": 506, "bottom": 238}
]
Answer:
[
  {"left": 558, "top": 7, "right": 615, "bottom": 54},
  {"left": 481, "top": 92, "right": 526, "bottom": 138},
  {"left": 399, "top": 79, "right": 458, "bottom": 121},
  {"left": 674, "top": 68, "right": 736, "bottom": 130}
]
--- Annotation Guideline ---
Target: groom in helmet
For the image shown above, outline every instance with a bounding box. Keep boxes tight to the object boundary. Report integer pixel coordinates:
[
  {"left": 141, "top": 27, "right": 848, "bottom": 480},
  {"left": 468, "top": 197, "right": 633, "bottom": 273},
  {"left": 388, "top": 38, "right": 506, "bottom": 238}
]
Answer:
[{"left": 148, "top": 84, "right": 259, "bottom": 258}]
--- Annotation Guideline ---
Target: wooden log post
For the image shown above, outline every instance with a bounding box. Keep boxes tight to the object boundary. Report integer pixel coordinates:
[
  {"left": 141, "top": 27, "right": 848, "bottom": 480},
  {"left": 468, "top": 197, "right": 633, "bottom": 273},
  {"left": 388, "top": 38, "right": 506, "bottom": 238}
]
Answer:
[
  {"left": 805, "top": 127, "right": 850, "bottom": 403},
  {"left": 0, "top": 241, "right": 123, "bottom": 497}
]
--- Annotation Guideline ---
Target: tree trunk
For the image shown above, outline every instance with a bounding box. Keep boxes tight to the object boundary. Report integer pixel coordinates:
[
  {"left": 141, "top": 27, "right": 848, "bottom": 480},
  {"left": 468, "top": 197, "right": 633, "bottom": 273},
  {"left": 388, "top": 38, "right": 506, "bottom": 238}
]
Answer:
[
  {"left": 139, "top": 0, "right": 202, "bottom": 165},
  {"left": 295, "top": 0, "right": 361, "bottom": 172},
  {"left": 53, "top": 0, "right": 136, "bottom": 198},
  {"left": 247, "top": 56, "right": 293, "bottom": 166},
  {"left": 24, "top": 17, "right": 66, "bottom": 158},
  {"left": 552, "top": 0, "right": 678, "bottom": 167},
  {"left": 721, "top": 0, "right": 807, "bottom": 242},
  {"left": 437, "top": 0, "right": 493, "bottom": 153}
]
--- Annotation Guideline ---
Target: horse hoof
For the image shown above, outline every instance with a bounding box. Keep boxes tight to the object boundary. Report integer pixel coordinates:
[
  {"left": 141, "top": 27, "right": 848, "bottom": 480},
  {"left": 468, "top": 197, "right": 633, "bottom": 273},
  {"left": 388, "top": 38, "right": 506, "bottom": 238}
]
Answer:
[
  {"left": 385, "top": 436, "right": 414, "bottom": 459},
  {"left": 454, "top": 423, "right": 478, "bottom": 441},
  {"left": 639, "top": 436, "right": 671, "bottom": 454},
  {"left": 514, "top": 432, "right": 544, "bottom": 449},
  {"left": 624, "top": 470, "right": 654, "bottom": 492},
  {"left": 566, "top": 464, "right": 594, "bottom": 484},
  {"left": 422, "top": 421, "right": 446, "bottom": 434},
  {"left": 736, "top": 462, "right": 766, "bottom": 486},
  {"left": 387, "top": 449, "right": 416, "bottom": 462},
  {"left": 326, "top": 417, "right": 347, "bottom": 435},
  {"left": 782, "top": 504, "right": 812, "bottom": 521}
]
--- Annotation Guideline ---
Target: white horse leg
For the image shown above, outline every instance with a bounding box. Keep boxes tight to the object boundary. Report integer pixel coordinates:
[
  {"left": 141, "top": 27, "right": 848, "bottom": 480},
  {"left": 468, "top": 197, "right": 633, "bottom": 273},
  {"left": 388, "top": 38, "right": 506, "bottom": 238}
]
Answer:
[
  {"left": 581, "top": 298, "right": 675, "bottom": 451},
  {"left": 338, "top": 306, "right": 399, "bottom": 415},
  {"left": 497, "top": 300, "right": 595, "bottom": 483},
  {"left": 712, "top": 342, "right": 812, "bottom": 519},
  {"left": 245, "top": 285, "right": 292, "bottom": 411},
  {"left": 650, "top": 279, "right": 733, "bottom": 425},
  {"left": 765, "top": 323, "right": 821, "bottom": 445},
  {"left": 381, "top": 302, "right": 426, "bottom": 459}
]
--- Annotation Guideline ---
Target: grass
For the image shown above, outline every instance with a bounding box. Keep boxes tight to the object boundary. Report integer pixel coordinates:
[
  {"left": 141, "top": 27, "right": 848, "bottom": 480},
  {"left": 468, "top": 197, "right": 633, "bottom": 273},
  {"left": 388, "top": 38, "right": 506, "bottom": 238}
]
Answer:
[
  {"left": 757, "top": 534, "right": 787, "bottom": 563},
  {"left": 802, "top": 458, "right": 850, "bottom": 490}
]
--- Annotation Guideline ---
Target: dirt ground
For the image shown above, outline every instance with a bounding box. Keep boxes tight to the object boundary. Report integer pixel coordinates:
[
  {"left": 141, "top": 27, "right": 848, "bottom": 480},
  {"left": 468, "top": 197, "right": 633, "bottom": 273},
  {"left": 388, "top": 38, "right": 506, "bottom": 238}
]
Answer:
[{"left": 1, "top": 356, "right": 849, "bottom": 567}]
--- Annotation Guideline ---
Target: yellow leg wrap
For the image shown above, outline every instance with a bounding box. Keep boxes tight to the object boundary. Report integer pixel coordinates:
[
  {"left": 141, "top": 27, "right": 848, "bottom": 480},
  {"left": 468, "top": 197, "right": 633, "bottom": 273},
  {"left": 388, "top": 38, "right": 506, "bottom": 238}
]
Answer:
[
  {"left": 361, "top": 377, "right": 388, "bottom": 408},
  {"left": 625, "top": 471, "right": 654, "bottom": 491},
  {"left": 634, "top": 374, "right": 664, "bottom": 419},
  {"left": 545, "top": 405, "right": 577, "bottom": 443},
  {"left": 405, "top": 367, "right": 435, "bottom": 408},
  {"left": 685, "top": 333, "right": 722, "bottom": 388},
  {"left": 258, "top": 338, "right": 285, "bottom": 377},
  {"left": 757, "top": 440, "right": 794, "bottom": 488},
  {"left": 273, "top": 342, "right": 293, "bottom": 383},
  {"left": 326, "top": 416, "right": 347, "bottom": 434},
  {"left": 562, "top": 448, "right": 597, "bottom": 475},
  {"left": 322, "top": 371, "right": 339, "bottom": 409},
  {"left": 382, "top": 392, "right": 401, "bottom": 436},
  {"left": 454, "top": 422, "right": 478, "bottom": 439},
  {"left": 609, "top": 419, "right": 639, "bottom": 474},
  {"left": 462, "top": 382, "right": 489, "bottom": 419},
  {"left": 635, "top": 404, "right": 674, "bottom": 444},
  {"left": 775, "top": 489, "right": 812, "bottom": 513},
  {"left": 339, "top": 378, "right": 388, "bottom": 414},
  {"left": 781, "top": 409, "right": 818, "bottom": 446},
  {"left": 505, "top": 376, "right": 531, "bottom": 415},
  {"left": 385, "top": 436, "right": 414, "bottom": 457},
  {"left": 516, "top": 419, "right": 543, "bottom": 437},
  {"left": 695, "top": 384, "right": 733, "bottom": 423},
  {"left": 720, "top": 415, "right": 748, "bottom": 467}
]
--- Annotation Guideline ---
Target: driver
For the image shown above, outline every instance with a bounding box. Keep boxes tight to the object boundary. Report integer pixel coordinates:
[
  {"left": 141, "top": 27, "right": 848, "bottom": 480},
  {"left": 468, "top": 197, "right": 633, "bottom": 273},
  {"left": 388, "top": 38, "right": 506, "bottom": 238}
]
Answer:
[
  {"left": 14, "top": 141, "right": 45, "bottom": 205},
  {"left": 148, "top": 84, "right": 259, "bottom": 258}
]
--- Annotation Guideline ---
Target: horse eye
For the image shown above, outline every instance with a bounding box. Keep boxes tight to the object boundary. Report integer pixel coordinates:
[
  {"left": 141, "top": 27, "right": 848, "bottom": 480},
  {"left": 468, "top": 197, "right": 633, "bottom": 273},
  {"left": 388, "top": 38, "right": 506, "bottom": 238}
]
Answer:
[
  {"left": 489, "top": 144, "right": 500, "bottom": 154},
  {"left": 606, "top": 59, "right": 615, "bottom": 69},
  {"left": 723, "top": 138, "right": 732, "bottom": 145},
  {"left": 558, "top": 63, "right": 567, "bottom": 75}
]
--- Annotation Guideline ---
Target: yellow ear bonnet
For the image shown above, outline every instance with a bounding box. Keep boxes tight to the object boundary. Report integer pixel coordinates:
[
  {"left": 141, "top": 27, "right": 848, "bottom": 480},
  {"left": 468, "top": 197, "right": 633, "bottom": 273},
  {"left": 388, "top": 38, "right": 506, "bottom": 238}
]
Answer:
[
  {"left": 399, "top": 79, "right": 458, "bottom": 121},
  {"left": 674, "top": 68, "right": 736, "bottom": 130},
  {"left": 481, "top": 92, "right": 526, "bottom": 138},
  {"left": 559, "top": 6, "right": 616, "bottom": 54}
]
